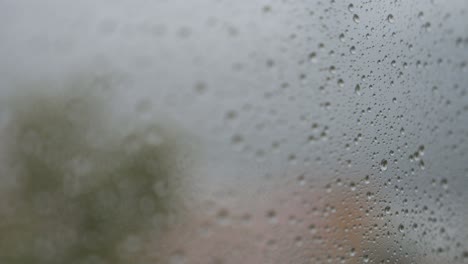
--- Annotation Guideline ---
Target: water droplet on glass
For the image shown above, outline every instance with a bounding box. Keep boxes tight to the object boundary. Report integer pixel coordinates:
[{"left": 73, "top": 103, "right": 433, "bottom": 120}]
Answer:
[
  {"left": 418, "top": 11, "right": 424, "bottom": 20},
  {"left": 380, "top": 159, "right": 388, "bottom": 171},
  {"left": 309, "top": 224, "right": 317, "bottom": 234},
  {"left": 355, "top": 84, "right": 361, "bottom": 95},
  {"left": 339, "top": 33, "right": 346, "bottom": 42},
  {"left": 266, "top": 210, "right": 277, "bottom": 224},
  {"left": 353, "top": 14, "right": 360, "bottom": 23},
  {"left": 309, "top": 52, "right": 317, "bottom": 63},
  {"left": 398, "top": 224, "right": 405, "bottom": 233},
  {"left": 384, "top": 206, "right": 391, "bottom": 214},
  {"left": 338, "top": 79, "right": 344, "bottom": 87}
]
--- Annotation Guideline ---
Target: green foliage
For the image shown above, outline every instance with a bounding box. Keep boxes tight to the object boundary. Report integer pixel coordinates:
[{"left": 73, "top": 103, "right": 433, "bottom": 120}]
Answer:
[{"left": 0, "top": 75, "right": 181, "bottom": 264}]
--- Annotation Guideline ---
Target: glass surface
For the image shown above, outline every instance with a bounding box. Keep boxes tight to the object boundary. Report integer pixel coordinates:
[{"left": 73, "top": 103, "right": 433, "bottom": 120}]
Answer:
[{"left": 0, "top": 0, "right": 467, "bottom": 263}]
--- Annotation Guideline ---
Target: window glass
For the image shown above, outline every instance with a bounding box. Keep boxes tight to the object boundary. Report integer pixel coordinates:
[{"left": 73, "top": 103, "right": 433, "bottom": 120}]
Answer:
[{"left": 0, "top": 1, "right": 467, "bottom": 263}]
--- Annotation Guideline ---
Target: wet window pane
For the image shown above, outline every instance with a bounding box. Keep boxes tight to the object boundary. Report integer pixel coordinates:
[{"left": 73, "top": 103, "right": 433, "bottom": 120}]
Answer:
[{"left": 1, "top": 1, "right": 467, "bottom": 263}]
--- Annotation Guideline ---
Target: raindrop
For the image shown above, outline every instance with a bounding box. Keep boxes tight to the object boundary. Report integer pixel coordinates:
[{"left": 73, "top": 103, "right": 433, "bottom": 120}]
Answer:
[
  {"left": 308, "top": 224, "right": 317, "bottom": 234},
  {"left": 441, "top": 178, "right": 448, "bottom": 189},
  {"left": 398, "top": 224, "right": 405, "bottom": 233},
  {"left": 423, "top": 22, "right": 431, "bottom": 32},
  {"left": 364, "top": 175, "right": 370, "bottom": 184},
  {"left": 216, "top": 208, "right": 230, "bottom": 226},
  {"left": 384, "top": 206, "right": 391, "bottom": 214},
  {"left": 309, "top": 52, "right": 317, "bottom": 63},
  {"left": 338, "top": 79, "right": 344, "bottom": 87},
  {"left": 352, "top": 14, "right": 360, "bottom": 23},
  {"left": 355, "top": 84, "right": 361, "bottom": 95},
  {"left": 419, "top": 160, "right": 425, "bottom": 170},
  {"left": 418, "top": 11, "right": 424, "bottom": 20},
  {"left": 266, "top": 210, "right": 277, "bottom": 224},
  {"left": 380, "top": 159, "right": 388, "bottom": 171},
  {"left": 339, "top": 33, "right": 346, "bottom": 42}
]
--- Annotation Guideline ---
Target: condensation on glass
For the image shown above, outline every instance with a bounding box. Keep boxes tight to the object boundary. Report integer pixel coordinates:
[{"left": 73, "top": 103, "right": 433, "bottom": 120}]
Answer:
[{"left": 0, "top": 0, "right": 467, "bottom": 263}]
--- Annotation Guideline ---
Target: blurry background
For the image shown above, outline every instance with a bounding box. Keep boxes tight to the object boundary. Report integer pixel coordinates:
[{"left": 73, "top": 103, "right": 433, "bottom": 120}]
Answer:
[{"left": 0, "top": 0, "right": 467, "bottom": 263}]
